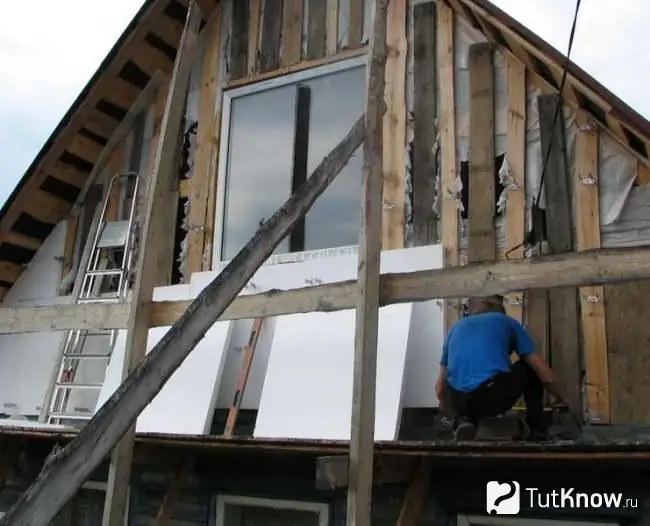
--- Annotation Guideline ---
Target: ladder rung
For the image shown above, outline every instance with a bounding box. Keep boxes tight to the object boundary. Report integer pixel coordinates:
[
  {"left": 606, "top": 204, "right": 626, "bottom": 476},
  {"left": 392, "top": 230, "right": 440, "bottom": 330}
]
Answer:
[
  {"left": 62, "top": 353, "right": 111, "bottom": 360},
  {"left": 76, "top": 297, "right": 123, "bottom": 304},
  {"left": 48, "top": 412, "right": 93, "bottom": 421},
  {"left": 55, "top": 383, "right": 103, "bottom": 390},
  {"left": 85, "top": 269, "right": 125, "bottom": 277}
]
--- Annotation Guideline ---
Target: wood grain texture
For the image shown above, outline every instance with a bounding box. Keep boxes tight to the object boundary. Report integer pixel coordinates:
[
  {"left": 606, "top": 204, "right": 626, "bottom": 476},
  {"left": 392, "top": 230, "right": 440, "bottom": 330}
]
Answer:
[
  {"left": 382, "top": 0, "right": 407, "bottom": 250},
  {"left": 537, "top": 94, "right": 581, "bottom": 413},
  {"left": 412, "top": 2, "right": 437, "bottom": 247},
  {"left": 575, "top": 113, "right": 609, "bottom": 423},
  {"left": 504, "top": 54, "right": 526, "bottom": 322},
  {"left": 347, "top": 1, "right": 388, "bottom": 524},
  {"left": 437, "top": 1, "right": 460, "bottom": 331},
  {"left": 467, "top": 42, "right": 495, "bottom": 263}
]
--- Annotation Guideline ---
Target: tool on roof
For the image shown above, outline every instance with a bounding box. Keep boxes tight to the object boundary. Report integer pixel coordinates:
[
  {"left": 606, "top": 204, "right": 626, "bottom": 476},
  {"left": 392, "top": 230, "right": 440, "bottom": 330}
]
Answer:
[{"left": 223, "top": 317, "right": 265, "bottom": 437}]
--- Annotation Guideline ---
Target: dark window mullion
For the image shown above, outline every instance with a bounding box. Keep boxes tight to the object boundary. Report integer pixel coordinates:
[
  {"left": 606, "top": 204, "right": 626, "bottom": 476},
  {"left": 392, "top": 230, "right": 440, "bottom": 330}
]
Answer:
[{"left": 289, "top": 84, "right": 312, "bottom": 253}]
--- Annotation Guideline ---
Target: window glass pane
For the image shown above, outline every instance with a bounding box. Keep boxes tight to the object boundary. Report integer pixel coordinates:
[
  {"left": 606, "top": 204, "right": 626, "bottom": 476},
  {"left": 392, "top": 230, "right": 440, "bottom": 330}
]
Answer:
[
  {"left": 222, "top": 85, "right": 295, "bottom": 260},
  {"left": 220, "top": 62, "right": 365, "bottom": 261},
  {"left": 303, "top": 65, "right": 365, "bottom": 251},
  {"left": 224, "top": 503, "right": 320, "bottom": 526}
]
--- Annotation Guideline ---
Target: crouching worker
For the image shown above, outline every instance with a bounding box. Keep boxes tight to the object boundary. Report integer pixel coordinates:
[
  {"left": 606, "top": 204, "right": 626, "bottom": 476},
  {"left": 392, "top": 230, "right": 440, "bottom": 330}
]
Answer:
[{"left": 435, "top": 295, "right": 568, "bottom": 441}]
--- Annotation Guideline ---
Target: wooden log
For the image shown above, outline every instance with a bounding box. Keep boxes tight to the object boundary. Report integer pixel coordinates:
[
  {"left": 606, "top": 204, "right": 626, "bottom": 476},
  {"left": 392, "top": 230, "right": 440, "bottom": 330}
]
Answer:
[
  {"left": 0, "top": 77, "right": 365, "bottom": 526},
  {"left": 4, "top": 245, "right": 650, "bottom": 335},
  {"left": 346, "top": 1, "right": 388, "bottom": 525},
  {"left": 102, "top": 4, "right": 203, "bottom": 526}
]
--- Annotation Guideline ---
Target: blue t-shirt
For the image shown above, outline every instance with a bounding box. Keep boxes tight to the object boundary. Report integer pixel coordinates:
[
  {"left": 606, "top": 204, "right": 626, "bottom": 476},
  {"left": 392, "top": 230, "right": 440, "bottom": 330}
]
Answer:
[{"left": 440, "top": 312, "right": 537, "bottom": 392}]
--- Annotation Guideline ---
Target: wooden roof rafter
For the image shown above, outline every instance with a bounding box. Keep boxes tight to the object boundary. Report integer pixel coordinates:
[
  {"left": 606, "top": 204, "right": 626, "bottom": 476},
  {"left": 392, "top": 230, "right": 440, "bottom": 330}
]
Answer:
[
  {"left": 444, "top": 0, "right": 650, "bottom": 167},
  {"left": 0, "top": 0, "right": 219, "bottom": 298}
]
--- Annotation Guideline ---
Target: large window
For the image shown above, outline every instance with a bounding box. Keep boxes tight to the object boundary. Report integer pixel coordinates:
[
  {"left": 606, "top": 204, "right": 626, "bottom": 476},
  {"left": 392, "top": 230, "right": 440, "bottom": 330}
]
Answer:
[
  {"left": 216, "top": 495, "right": 328, "bottom": 526},
  {"left": 215, "top": 57, "right": 367, "bottom": 263}
]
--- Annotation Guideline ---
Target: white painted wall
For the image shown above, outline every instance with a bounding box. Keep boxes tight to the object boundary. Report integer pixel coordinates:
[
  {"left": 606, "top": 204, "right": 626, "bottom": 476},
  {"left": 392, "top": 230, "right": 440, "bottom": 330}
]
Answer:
[{"left": 0, "top": 221, "right": 69, "bottom": 418}]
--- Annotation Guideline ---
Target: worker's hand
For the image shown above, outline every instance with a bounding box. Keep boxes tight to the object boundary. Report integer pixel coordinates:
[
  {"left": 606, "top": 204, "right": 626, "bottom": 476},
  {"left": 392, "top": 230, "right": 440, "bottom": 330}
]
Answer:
[{"left": 435, "top": 377, "right": 445, "bottom": 406}]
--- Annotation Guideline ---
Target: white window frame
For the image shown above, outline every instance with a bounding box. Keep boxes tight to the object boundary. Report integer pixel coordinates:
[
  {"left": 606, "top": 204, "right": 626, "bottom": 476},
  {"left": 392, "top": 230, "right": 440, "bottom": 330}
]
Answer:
[
  {"left": 457, "top": 515, "right": 620, "bottom": 526},
  {"left": 213, "top": 54, "right": 368, "bottom": 268},
  {"left": 215, "top": 494, "right": 329, "bottom": 526}
]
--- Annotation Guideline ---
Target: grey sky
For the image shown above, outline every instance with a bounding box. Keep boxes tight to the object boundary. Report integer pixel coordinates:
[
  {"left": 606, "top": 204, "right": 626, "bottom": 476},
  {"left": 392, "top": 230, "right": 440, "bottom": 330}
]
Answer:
[{"left": 0, "top": 0, "right": 647, "bottom": 210}]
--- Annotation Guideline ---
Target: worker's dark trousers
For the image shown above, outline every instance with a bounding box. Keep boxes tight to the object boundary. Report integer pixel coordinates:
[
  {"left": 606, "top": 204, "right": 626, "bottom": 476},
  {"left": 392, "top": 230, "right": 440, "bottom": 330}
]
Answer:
[{"left": 444, "top": 360, "right": 546, "bottom": 434}]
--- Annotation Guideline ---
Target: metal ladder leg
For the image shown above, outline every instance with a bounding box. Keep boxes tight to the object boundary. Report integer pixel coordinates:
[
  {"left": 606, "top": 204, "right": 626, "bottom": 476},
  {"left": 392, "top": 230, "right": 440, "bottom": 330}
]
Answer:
[{"left": 45, "top": 172, "right": 141, "bottom": 426}]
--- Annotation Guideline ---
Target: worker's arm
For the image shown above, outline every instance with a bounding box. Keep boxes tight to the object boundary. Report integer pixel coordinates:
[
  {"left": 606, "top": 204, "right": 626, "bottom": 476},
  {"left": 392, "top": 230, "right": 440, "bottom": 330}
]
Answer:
[
  {"left": 435, "top": 332, "right": 452, "bottom": 406},
  {"left": 522, "top": 352, "right": 567, "bottom": 404},
  {"left": 510, "top": 318, "right": 569, "bottom": 406}
]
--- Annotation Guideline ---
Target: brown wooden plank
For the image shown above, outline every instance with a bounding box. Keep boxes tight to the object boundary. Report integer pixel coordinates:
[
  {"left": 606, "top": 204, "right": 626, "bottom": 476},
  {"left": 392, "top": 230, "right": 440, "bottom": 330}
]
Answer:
[
  {"left": 306, "top": 0, "right": 327, "bottom": 60},
  {"left": 282, "top": 0, "right": 303, "bottom": 65},
  {"left": 326, "top": 0, "right": 339, "bottom": 55},
  {"left": 0, "top": 232, "right": 42, "bottom": 252},
  {"left": 259, "top": 0, "right": 283, "bottom": 73},
  {"left": 230, "top": 0, "right": 249, "bottom": 79},
  {"left": 382, "top": 0, "right": 407, "bottom": 250},
  {"left": 605, "top": 280, "right": 650, "bottom": 424},
  {"left": 411, "top": 2, "right": 437, "bottom": 247},
  {"left": 575, "top": 114, "right": 609, "bottom": 423},
  {"left": 151, "top": 459, "right": 193, "bottom": 526},
  {"left": 24, "top": 192, "right": 71, "bottom": 225},
  {"left": 101, "top": 5, "right": 203, "bottom": 525},
  {"left": 637, "top": 160, "right": 650, "bottom": 186},
  {"left": 223, "top": 318, "right": 264, "bottom": 436},
  {"left": 437, "top": 1, "right": 460, "bottom": 331},
  {"left": 61, "top": 216, "right": 79, "bottom": 281},
  {"left": 103, "top": 77, "right": 142, "bottom": 113},
  {"left": 504, "top": 54, "right": 526, "bottom": 322},
  {"left": 65, "top": 135, "right": 103, "bottom": 165},
  {"left": 347, "top": 0, "right": 388, "bottom": 523},
  {"left": 348, "top": 0, "right": 364, "bottom": 49},
  {"left": 83, "top": 109, "right": 119, "bottom": 140},
  {"left": 467, "top": 42, "right": 495, "bottom": 263},
  {"left": 537, "top": 93, "right": 581, "bottom": 412},
  {"left": 150, "top": 15, "right": 184, "bottom": 46},
  {"left": 247, "top": 0, "right": 262, "bottom": 76},
  {"left": 396, "top": 459, "right": 431, "bottom": 526},
  {"left": 132, "top": 43, "right": 176, "bottom": 77},
  {"left": 3, "top": 245, "right": 650, "bottom": 334},
  {"left": 186, "top": 7, "right": 222, "bottom": 275}
]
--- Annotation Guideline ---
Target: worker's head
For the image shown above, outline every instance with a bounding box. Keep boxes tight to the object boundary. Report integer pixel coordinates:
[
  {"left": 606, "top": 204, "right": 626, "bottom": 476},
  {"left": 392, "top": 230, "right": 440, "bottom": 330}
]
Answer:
[{"left": 467, "top": 295, "right": 506, "bottom": 315}]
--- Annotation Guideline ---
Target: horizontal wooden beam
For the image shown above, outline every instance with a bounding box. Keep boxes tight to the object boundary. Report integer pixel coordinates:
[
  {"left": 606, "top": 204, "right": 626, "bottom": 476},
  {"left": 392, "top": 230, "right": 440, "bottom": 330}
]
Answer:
[{"left": 3, "top": 246, "right": 650, "bottom": 334}]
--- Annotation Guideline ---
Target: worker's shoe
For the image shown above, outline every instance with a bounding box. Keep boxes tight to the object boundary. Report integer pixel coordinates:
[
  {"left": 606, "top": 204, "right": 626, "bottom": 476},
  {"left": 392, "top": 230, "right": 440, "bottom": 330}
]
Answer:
[
  {"left": 526, "top": 429, "right": 548, "bottom": 442},
  {"left": 454, "top": 417, "right": 477, "bottom": 441}
]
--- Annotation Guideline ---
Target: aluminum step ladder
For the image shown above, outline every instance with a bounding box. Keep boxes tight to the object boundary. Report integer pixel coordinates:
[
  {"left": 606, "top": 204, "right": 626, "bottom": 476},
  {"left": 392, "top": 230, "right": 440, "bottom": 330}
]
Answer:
[{"left": 44, "top": 172, "right": 141, "bottom": 426}]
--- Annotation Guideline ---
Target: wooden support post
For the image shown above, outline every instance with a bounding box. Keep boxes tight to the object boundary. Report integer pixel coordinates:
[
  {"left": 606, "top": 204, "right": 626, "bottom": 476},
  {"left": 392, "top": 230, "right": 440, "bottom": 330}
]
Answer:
[
  {"left": 504, "top": 55, "right": 526, "bottom": 322},
  {"left": 382, "top": 0, "right": 407, "bottom": 250},
  {"left": 346, "top": 1, "right": 388, "bottom": 525},
  {"left": 575, "top": 114, "right": 609, "bottom": 423},
  {"left": 437, "top": 1, "right": 460, "bottom": 331},
  {"left": 152, "top": 458, "right": 193, "bottom": 526},
  {"left": 101, "top": 4, "right": 203, "bottom": 526},
  {"left": 467, "top": 42, "right": 495, "bottom": 263},
  {"left": 396, "top": 459, "right": 431, "bottom": 526},
  {"left": 0, "top": 115, "right": 365, "bottom": 526},
  {"left": 186, "top": 6, "right": 222, "bottom": 275},
  {"left": 412, "top": 2, "right": 437, "bottom": 247},
  {"left": 537, "top": 94, "right": 581, "bottom": 412}
]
